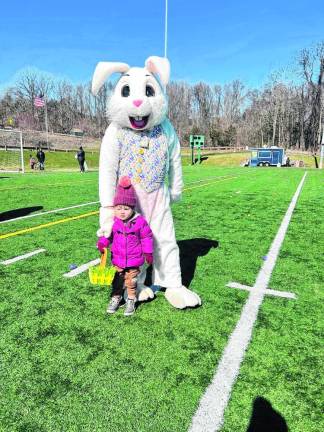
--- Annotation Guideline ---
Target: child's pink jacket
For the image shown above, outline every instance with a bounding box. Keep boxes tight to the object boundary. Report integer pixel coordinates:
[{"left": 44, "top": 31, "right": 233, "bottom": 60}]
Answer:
[{"left": 108, "top": 214, "right": 153, "bottom": 268}]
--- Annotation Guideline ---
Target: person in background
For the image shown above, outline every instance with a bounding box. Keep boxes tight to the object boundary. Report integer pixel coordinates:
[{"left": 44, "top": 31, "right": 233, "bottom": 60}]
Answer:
[
  {"left": 36, "top": 148, "right": 45, "bottom": 170},
  {"left": 29, "top": 154, "right": 36, "bottom": 170},
  {"left": 77, "top": 146, "right": 86, "bottom": 173}
]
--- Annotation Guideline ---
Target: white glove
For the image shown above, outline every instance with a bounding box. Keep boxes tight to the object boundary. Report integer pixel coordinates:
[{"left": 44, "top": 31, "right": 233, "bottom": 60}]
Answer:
[
  {"left": 169, "top": 191, "right": 182, "bottom": 203},
  {"left": 97, "top": 206, "right": 114, "bottom": 238}
]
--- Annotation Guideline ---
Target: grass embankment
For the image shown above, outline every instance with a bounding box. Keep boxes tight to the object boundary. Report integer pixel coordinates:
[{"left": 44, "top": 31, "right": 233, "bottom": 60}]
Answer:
[
  {"left": 182, "top": 151, "right": 250, "bottom": 167},
  {"left": 5, "top": 149, "right": 246, "bottom": 171},
  {"left": 24, "top": 150, "right": 100, "bottom": 172},
  {"left": 0, "top": 148, "right": 318, "bottom": 172},
  {"left": 287, "top": 152, "right": 316, "bottom": 167},
  {"left": 183, "top": 150, "right": 318, "bottom": 168}
]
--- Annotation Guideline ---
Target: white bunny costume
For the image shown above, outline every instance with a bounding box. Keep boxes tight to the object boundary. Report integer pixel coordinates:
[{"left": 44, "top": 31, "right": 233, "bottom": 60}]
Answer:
[{"left": 92, "top": 56, "right": 201, "bottom": 309}]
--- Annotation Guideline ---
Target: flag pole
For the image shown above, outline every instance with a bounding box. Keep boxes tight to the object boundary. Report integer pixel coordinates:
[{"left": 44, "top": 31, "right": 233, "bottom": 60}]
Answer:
[
  {"left": 164, "top": 0, "right": 168, "bottom": 58},
  {"left": 44, "top": 98, "right": 49, "bottom": 150},
  {"left": 319, "top": 127, "right": 324, "bottom": 169}
]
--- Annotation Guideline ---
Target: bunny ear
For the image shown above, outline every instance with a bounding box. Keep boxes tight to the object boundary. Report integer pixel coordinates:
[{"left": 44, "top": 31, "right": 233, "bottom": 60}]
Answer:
[
  {"left": 91, "top": 62, "right": 130, "bottom": 95},
  {"left": 145, "top": 56, "right": 170, "bottom": 86}
]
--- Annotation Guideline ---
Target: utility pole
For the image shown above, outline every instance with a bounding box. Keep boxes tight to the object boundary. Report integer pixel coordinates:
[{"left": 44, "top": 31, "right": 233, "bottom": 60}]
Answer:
[{"left": 319, "top": 128, "right": 324, "bottom": 169}]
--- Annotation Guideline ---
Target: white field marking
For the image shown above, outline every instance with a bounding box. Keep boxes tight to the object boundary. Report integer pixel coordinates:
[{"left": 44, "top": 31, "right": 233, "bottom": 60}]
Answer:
[
  {"left": 189, "top": 172, "right": 307, "bottom": 432},
  {"left": 185, "top": 174, "right": 240, "bottom": 185},
  {"left": 61, "top": 176, "right": 242, "bottom": 279},
  {"left": 1, "top": 248, "right": 46, "bottom": 265},
  {"left": 63, "top": 258, "right": 100, "bottom": 278},
  {"left": 1, "top": 173, "right": 245, "bottom": 225},
  {"left": 0, "top": 179, "right": 95, "bottom": 192},
  {"left": 184, "top": 177, "right": 238, "bottom": 191},
  {"left": 227, "top": 281, "right": 297, "bottom": 300},
  {"left": 185, "top": 169, "right": 257, "bottom": 186},
  {"left": 0, "top": 201, "right": 100, "bottom": 225}
]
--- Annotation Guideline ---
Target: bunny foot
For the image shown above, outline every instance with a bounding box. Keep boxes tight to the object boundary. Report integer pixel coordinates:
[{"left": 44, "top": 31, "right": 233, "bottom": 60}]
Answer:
[
  {"left": 137, "top": 285, "right": 155, "bottom": 302},
  {"left": 165, "top": 286, "right": 201, "bottom": 309}
]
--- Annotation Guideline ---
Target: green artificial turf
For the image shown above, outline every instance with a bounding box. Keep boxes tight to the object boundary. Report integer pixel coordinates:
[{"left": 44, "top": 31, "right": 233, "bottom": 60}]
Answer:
[
  {"left": 0, "top": 167, "right": 323, "bottom": 431},
  {"left": 221, "top": 169, "right": 324, "bottom": 432}
]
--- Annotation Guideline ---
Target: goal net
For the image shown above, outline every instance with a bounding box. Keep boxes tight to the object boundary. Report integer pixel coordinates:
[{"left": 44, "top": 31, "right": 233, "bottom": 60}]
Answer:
[{"left": 0, "top": 130, "right": 24, "bottom": 173}]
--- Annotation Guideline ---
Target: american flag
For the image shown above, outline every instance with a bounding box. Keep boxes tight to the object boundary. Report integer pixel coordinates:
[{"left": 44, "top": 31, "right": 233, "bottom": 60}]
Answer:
[{"left": 34, "top": 95, "right": 45, "bottom": 107}]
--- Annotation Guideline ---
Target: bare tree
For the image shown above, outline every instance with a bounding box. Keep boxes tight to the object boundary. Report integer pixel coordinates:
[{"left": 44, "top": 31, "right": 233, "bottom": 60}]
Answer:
[
  {"left": 192, "top": 82, "right": 215, "bottom": 135},
  {"left": 1, "top": 41, "right": 323, "bottom": 150},
  {"left": 298, "top": 42, "right": 324, "bottom": 150},
  {"left": 167, "top": 81, "right": 192, "bottom": 143}
]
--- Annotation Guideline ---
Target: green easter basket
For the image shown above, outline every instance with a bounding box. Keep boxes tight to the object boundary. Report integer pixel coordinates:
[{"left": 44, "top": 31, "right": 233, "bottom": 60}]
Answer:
[{"left": 89, "top": 248, "right": 116, "bottom": 286}]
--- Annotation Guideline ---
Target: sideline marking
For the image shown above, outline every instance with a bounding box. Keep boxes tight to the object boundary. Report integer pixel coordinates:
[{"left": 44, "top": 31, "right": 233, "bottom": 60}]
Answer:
[
  {"left": 0, "top": 175, "right": 239, "bottom": 239},
  {"left": 185, "top": 174, "right": 242, "bottom": 185},
  {"left": 61, "top": 176, "right": 239, "bottom": 278},
  {"left": 0, "top": 201, "right": 99, "bottom": 225},
  {"left": 1, "top": 174, "right": 240, "bottom": 226},
  {"left": 63, "top": 258, "right": 100, "bottom": 278},
  {"left": 189, "top": 172, "right": 307, "bottom": 432},
  {"left": 0, "top": 179, "right": 95, "bottom": 192},
  {"left": 1, "top": 248, "right": 46, "bottom": 265},
  {"left": 184, "top": 177, "right": 237, "bottom": 191},
  {"left": 0, "top": 211, "right": 98, "bottom": 240}
]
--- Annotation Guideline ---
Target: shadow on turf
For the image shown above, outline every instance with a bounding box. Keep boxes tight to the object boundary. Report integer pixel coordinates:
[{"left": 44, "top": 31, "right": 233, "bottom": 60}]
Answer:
[
  {"left": 0, "top": 205, "right": 43, "bottom": 222},
  {"left": 193, "top": 156, "right": 209, "bottom": 164},
  {"left": 246, "top": 397, "right": 288, "bottom": 432},
  {"left": 144, "top": 238, "right": 219, "bottom": 288}
]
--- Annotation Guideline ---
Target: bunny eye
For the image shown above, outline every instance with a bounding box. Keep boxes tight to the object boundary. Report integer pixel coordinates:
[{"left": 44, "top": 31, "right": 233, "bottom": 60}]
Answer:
[
  {"left": 146, "top": 85, "right": 155, "bottom": 97},
  {"left": 121, "top": 85, "right": 130, "bottom": 97}
]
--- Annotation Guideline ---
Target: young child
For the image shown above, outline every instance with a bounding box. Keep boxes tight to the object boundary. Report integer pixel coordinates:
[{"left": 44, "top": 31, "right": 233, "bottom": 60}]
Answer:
[
  {"left": 97, "top": 176, "right": 154, "bottom": 316},
  {"left": 29, "top": 155, "right": 36, "bottom": 170}
]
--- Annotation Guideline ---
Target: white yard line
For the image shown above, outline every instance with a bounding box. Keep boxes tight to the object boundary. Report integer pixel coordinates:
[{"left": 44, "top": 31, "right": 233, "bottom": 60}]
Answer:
[
  {"left": 184, "top": 170, "right": 256, "bottom": 186},
  {"left": 1, "top": 248, "right": 46, "bottom": 265},
  {"left": 0, "top": 201, "right": 100, "bottom": 224},
  {"left": 61, "top": 176, "right": 242, "bottom": 279},
  {"left": 1, "top": 174, "right": 243, "bottom": 225},
  {"left": 63, "top": 258, "right": 100, "bottom": 278},
  {"left": 189, "top": 172, "right": 307, "bottom": 432},
  {"left": 185, "top": 174, "right": 238, "bottom": 184}
]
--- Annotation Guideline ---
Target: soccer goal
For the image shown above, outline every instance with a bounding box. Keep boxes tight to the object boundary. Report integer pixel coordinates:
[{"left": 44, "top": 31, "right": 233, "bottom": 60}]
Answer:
[{"left": 0, "top": 129, "right": 24, "bottom": 173}]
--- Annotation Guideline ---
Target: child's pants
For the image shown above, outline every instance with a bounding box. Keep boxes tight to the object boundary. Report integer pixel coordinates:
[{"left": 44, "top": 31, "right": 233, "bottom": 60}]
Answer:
[{"left": 111, "top": 267, "right": 140, "bottom": 299}]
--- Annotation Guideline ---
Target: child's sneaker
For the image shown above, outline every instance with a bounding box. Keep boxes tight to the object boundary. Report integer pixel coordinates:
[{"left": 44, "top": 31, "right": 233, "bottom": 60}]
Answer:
[
  {"left": 106, "top": 296, "right": 122, "bottom": 314},
  {"left": 124, "top": 298, "right": 136, "bottom": 316}
]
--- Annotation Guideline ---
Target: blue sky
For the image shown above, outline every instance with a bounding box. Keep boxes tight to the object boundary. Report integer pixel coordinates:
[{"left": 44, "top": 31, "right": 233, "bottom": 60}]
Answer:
[{"left": 0, "top": 0, "right": 323, "bottom": 92}]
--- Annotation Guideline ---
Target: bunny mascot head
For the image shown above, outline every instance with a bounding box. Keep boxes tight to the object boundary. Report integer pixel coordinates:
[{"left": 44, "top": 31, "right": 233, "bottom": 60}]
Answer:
[
  {"left": 92, "top": 56, "right": 169, "bottom": 131},
  {"left": 92, "top": 56, "right": 201, "bottom": 309}
]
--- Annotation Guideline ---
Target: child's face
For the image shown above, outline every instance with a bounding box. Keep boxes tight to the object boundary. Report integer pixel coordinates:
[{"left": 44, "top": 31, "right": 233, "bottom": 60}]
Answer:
[{"left": 114, "top": 205, "right": 133, "bottom": 221}]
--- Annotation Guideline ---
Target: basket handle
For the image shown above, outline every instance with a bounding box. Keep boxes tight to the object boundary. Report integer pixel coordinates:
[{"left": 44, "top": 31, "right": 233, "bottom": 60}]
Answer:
[{"left": 100, "top": 248, "right": 108, "bottom": 268}]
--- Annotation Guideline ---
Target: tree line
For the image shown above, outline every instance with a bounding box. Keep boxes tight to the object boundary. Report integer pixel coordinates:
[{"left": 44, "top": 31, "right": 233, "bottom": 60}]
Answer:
[{"left": 0, "top": 42, "right": 323, "bottom": 150}]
